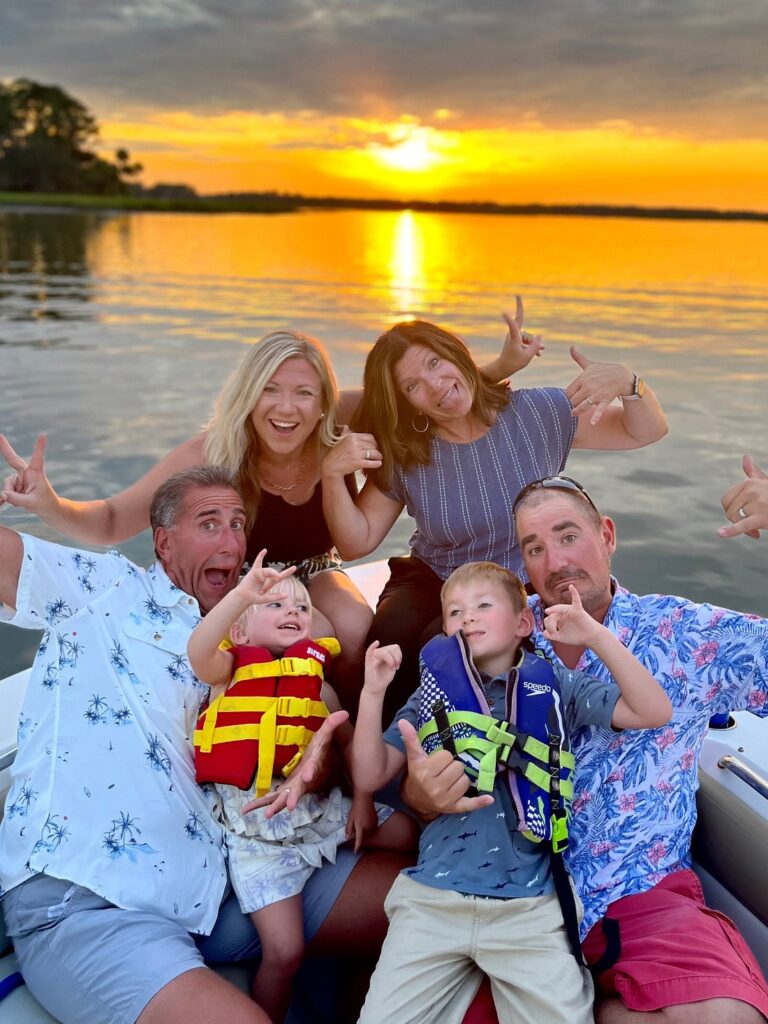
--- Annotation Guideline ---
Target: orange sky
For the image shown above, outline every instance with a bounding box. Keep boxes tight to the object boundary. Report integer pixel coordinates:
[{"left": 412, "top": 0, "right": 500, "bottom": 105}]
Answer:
[
  {"left": 100, "top": 108, "right": 768, "bottom": 210},
  {"left": 5, "top": 1, "right": 767, "bottom": 211}
]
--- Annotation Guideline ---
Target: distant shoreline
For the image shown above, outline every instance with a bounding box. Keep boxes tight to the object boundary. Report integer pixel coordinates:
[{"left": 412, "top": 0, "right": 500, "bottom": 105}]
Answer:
[{"left": 1, "top": 189, "right": 767, "bottom": 224}]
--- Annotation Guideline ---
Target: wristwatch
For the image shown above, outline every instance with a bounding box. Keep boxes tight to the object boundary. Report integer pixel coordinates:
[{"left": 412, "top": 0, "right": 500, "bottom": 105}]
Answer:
[{"left": 621, "top": 373, "right": 645, "bottom": 401}]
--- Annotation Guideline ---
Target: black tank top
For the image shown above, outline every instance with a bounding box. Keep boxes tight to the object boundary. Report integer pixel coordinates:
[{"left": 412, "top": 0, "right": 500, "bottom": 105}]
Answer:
[{"left": 246, "top": 482, "right": 334, "bottom": 566}]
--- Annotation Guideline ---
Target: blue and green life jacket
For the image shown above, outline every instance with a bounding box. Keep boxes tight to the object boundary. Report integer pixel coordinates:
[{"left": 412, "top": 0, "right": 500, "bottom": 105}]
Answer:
[{"left": 416, "top": 631, "right": 575, "bottom": 854}]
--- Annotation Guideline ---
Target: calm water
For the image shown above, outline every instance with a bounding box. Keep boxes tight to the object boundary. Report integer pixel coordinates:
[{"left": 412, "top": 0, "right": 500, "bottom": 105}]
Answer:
[{"left": 1, "top": 207, "right": 767, "bottom": 676}]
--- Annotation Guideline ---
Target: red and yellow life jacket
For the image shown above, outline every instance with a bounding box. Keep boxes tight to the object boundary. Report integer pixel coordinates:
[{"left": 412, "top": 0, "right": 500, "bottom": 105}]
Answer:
[{"left": 193, "top": 637, "right": 340, "bottom": 796}]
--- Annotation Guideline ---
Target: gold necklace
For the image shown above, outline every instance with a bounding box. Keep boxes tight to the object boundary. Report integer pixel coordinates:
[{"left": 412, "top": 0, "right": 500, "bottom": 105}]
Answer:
[{"left": 259, "top": 453, "right": 307, "bottom": 497}]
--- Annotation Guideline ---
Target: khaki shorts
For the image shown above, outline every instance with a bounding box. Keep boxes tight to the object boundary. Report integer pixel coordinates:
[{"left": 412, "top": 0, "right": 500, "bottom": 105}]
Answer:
[{"left": 358, "top": 874, "right": 594, "bottom": 1024}]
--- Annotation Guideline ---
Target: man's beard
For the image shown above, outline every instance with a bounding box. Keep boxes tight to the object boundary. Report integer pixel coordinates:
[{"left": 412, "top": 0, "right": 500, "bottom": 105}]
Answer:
[{"left": 543, "top": 566, "right": 611, "bottom": 616}]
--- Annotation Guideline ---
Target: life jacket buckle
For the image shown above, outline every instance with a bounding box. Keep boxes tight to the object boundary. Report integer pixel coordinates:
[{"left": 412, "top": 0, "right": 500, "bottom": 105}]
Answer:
[
  {"left": 276, "top": 695, "right": 310, "bottom": 717},
  {"left": 551, "top": 809, "right": 569, "bottom": 854}
]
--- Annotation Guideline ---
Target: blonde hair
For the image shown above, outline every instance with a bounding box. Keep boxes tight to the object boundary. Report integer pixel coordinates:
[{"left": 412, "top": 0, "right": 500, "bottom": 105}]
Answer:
[
  {"left": 234, "top": 575, "right": 312, "bottom": 639},
  {"left": 352, "top": 321, "right": 508, "bottom": 488},
  {"left": 441, "top": 561, "right": 527, "bottom": 616},
  {"left": 204, "top": 330, "right": 340, "bottom": 512}
]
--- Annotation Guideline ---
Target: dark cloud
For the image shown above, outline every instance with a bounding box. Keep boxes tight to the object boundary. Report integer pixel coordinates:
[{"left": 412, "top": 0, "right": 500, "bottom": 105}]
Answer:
[{"left": 2, "top": 0, "right": 766, "bottom": 137}]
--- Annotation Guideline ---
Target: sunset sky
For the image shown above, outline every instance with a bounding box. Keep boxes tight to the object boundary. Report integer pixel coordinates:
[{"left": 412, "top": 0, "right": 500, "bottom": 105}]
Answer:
[{"left": 3, "top": 0, "right": 767, "bottom": 209}]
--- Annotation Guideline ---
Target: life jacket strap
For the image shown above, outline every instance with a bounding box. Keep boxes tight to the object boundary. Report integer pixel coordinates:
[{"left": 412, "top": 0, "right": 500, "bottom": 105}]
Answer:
[
  {"left": 213, "top": 695, "right": 327, "bottom": 718},
  {"left": 192, "top": 721, "right": 321, "bottom": 747},
  {"left": 419, "top": 709, "right": 574, "bottom": 798},
  {"left": 195, "top": 695, "right": 327, "bottom": 753},
  {"left": 196, "top": 689, "right": 226, "bottom": 754},
  {"left": 232, "top": 656, "right": 325, "bottom": 684}
]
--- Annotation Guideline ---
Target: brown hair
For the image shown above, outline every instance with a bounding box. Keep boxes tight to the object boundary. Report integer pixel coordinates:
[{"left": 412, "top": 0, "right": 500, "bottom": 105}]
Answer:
[
  {"left": 514, "top": 483, "right": 602, "bottom": 531},
  {"left": 352, "top": 321, "right": 509, "bottom": 488},
  {"left": 441, "top": 561, "right": 527, "bottom": 615},
  {"left": 150, "top": 465, "right": 243, "bottom": 532}
]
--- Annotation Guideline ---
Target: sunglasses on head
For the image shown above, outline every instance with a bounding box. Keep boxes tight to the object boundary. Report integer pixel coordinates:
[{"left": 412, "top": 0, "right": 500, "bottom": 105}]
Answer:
[{"left": 512, "top": 475, "right": 599, "bottom": 516}]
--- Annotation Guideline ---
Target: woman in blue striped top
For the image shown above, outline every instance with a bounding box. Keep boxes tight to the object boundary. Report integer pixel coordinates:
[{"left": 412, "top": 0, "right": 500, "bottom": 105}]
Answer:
[{"left": 321, "top": 312, "right": 668, "bottom": 719}]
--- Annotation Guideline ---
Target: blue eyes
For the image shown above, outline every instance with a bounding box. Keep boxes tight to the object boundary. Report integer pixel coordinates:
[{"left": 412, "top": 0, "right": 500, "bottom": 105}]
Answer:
[{"left": 267, "top": 601, "right": 309, "bottom": 613}]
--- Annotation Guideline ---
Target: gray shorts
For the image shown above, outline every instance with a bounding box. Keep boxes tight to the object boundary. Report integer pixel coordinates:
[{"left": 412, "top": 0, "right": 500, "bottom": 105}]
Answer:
[{"left": 3, "top": 848, "right": 358, "bottom": 1023}]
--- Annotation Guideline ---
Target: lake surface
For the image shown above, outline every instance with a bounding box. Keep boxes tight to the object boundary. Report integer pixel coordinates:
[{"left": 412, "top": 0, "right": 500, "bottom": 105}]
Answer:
[{"left": 1, "top": 206, "right": 767, "bottom": 676}]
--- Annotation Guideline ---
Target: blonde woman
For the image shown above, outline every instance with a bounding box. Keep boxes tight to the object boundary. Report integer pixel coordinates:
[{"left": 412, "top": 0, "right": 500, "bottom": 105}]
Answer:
[{"left": 0, "top": 318, "right": 536, "bottom": 709}]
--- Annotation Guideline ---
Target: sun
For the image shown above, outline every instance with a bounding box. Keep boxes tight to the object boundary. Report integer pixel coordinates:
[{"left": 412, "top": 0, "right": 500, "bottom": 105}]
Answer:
[
  {"left": 378, "top": 134, "right": 434, "bottom": 173},
  {"left": 371, "top": 125, "right": 443, "bottom": 174}
]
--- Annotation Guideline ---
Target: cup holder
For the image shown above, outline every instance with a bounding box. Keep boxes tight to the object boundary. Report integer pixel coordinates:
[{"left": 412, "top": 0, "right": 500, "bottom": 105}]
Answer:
[{"left": 708, "top": 713, "right": 737, "bottom": 730}]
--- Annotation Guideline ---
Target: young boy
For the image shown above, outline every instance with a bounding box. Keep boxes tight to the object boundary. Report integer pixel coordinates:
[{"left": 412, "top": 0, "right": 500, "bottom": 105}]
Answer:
[
  {"left": 351, "top": 561, "right": 672, "bottom": 1024},
  {"left": 188, "top": 550, "right": 415, "bottom": 1024}
]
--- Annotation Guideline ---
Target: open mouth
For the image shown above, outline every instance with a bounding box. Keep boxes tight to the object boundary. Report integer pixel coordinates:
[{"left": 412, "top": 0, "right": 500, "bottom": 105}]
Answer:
[
  {"left": 204, "top": 567, "right": 234, "bottom": 589},
  {"left": 278, "top": 622, "right": 301, "bottom": 631},
  {"left": 269, "top": 419, "right": 299, "bottom": 434},
  {"left": 437, "top": 384, "right": 457, "bottom": 408}
]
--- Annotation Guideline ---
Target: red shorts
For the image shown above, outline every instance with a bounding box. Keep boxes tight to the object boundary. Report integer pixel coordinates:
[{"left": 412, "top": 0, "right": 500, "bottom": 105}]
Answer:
[{"left": 582, "top": 869, "right": 768, "bottom": 1015}]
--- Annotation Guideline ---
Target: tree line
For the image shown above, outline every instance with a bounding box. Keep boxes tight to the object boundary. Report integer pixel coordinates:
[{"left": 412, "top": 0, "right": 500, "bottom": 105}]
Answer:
[{"left": 0, "top": 78, "right": 143, "bottom": 195}]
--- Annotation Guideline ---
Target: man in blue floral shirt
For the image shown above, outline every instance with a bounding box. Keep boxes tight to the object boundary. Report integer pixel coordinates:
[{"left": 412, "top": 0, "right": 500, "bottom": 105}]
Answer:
[
  {"left": 403, "top": 474, "right": 767, "bottom": 1023},
  {"left": 512, "top": 476, "right": 768, "bottom": 1023}
]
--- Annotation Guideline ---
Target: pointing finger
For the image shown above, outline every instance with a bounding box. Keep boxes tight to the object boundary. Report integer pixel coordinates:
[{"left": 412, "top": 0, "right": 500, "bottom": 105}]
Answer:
[
  {"left": 569, "top": 345, "right": 590, "bottom": 370},
  {"left": 718, "top": 517, "right": 762, "bottom": 541}
]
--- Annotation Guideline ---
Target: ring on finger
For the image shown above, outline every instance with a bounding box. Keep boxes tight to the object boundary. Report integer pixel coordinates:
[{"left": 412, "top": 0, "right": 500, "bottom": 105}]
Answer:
[
  {"left": 364, "top": 449, "right": 371, "bottom": 461},
  {"left": 585, "top": 397, "right": 594, "bottom": 406},
  {"left": 738, "top": 507, "right": 748, "bottom": 520}
]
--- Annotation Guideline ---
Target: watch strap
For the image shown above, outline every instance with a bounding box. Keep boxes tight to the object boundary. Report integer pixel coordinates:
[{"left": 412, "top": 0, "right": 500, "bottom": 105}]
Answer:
[{"left": 621, "top": 373, "right": 645, "bottom": 401}]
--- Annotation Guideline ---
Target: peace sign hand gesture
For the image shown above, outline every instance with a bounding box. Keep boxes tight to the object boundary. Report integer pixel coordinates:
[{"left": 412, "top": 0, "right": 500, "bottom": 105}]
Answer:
[
  {"left": 0, "top": 434, "right": 58, "bottom": 518},
  {"left": 499, "top": 295, "right": 545, "bottom": 376}
]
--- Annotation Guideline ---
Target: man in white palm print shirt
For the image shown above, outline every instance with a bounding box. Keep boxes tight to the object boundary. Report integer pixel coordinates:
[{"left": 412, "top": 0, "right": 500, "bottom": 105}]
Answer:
[
  {"left": 0, "top": 466, "right": 403, "bottom": 1024},
  {"left": 405, "top": 476, "right": 768, "bottom": 1024}
]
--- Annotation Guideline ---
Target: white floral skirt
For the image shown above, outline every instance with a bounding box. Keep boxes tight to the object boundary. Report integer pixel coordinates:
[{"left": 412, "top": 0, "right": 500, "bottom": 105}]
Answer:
[{"left": 217, "top": 781, "right": 393, "bottom": 914}]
